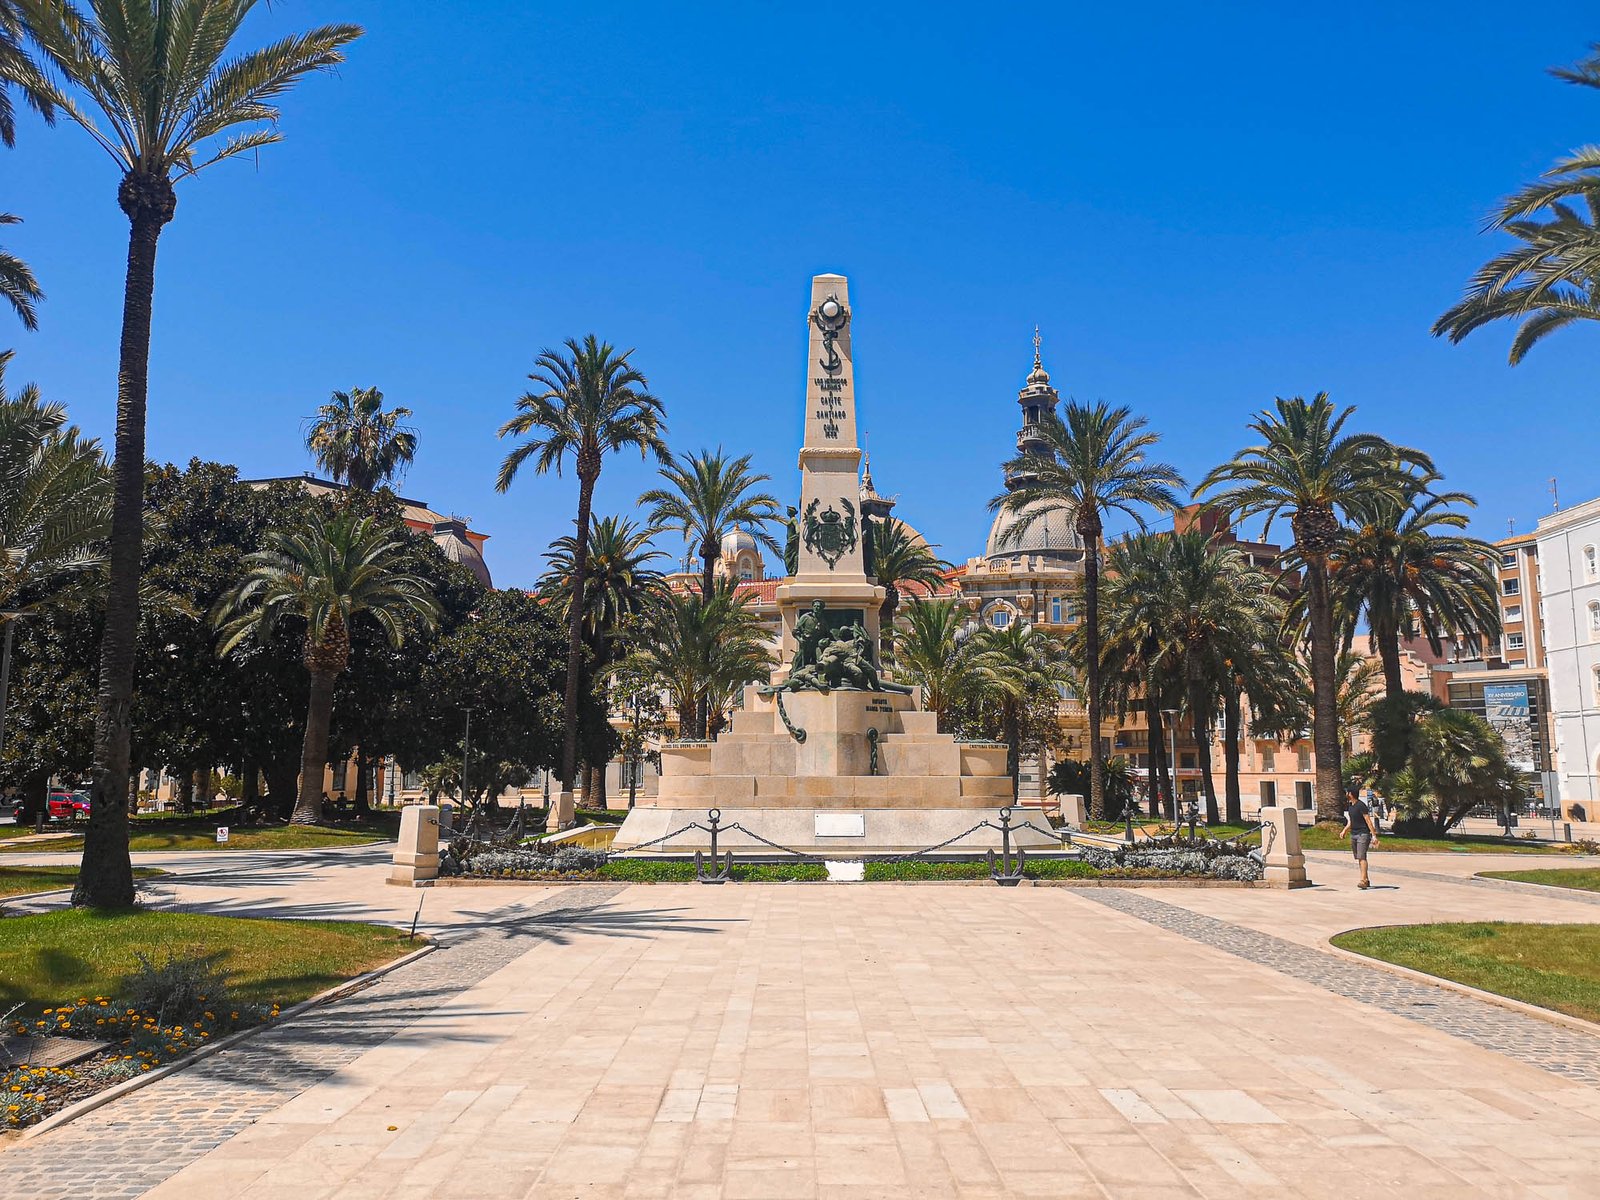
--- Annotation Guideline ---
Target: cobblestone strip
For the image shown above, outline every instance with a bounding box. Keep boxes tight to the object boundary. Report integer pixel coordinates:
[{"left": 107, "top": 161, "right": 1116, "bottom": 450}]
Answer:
[
  {"left": 1079, "top": 888, "right": 1600, "bottom": 1086},
  {"left": 1, "top": 885, "right": 626, "bottom": 1200}
]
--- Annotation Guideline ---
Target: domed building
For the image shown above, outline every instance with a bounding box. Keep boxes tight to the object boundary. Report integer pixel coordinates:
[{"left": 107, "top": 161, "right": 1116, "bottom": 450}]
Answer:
[{"left": 716, "top": 526, "right": 766, "bottom": 583}]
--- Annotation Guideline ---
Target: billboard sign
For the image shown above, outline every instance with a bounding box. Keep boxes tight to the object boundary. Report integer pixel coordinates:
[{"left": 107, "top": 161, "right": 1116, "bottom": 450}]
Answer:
[{"left": 1485, "top": 683, "right": 1530, "bottom": 721}]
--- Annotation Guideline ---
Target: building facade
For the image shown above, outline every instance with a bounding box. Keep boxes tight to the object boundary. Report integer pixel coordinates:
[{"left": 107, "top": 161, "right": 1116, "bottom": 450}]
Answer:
[{"left": 1536, "top": 497, "right": 1600, "bottom": 814}]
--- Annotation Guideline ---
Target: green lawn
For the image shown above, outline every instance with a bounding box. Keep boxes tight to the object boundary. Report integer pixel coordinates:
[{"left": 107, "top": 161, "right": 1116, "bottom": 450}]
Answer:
[
  {"left": 0, "top": 866, "right": 164, "bottom": 898},
  {"left": 0, "top": 820, "right": 394, "bottom": 855},
  {"left": 1331, "top": 922, "right": 1600, "bottom": 1024},
  {"left": 1477, "top": 868, "right": 1600, "bottom": 894},
  {"left": 0, "top": 909, "right": 414, "bottom": 1016}
]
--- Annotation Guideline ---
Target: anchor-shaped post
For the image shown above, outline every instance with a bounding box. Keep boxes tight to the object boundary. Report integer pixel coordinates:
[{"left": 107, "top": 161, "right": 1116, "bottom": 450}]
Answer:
[
  {"left": 695, "top": 807, "right": 732, "bottom": 884},
  {"left": 987, "top": 806, "right": 1026, "bottom": 886}
]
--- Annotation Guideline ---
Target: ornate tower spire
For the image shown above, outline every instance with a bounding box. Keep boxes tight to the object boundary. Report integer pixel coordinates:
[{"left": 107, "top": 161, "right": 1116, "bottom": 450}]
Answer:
[{"left": 1004, "top": 328, "right": 1060, "bottom": 491}]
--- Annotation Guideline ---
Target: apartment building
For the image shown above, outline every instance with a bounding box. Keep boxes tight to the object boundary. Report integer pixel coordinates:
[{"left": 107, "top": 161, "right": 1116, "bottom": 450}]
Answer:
[{"left": 1536, "top": 496, "right": 1600, "bottom": 815}]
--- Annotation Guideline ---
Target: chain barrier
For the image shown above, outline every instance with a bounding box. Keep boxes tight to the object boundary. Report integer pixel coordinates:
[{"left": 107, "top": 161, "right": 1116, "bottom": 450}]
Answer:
[{"left": 774, "top": 691, "right": 807, "bottom": 743}]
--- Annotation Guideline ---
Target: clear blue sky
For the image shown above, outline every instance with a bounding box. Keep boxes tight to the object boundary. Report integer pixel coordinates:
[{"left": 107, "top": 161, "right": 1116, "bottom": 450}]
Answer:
[{"left": 5, "top": 2, "right": 1597, "bottom": 586}]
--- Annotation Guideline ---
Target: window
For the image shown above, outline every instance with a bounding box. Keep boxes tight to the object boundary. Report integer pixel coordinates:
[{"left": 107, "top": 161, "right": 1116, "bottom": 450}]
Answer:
[
  {"left": 1504, "top": 605, "right": 1521, "bottom": 622},
  {"left": 1261, "top": 748, "right": 1276, "bottom": 772},
  {"left": 1297, "top": 748, "right": 1312, "bottom": 772},
  {"left": 1180, "top": 753, "right": 1196, "bottom": 769},
  {"left": 1593, "top": 666, "right": 1600, "bottom": 705},
  {"left": 1501, "top": 552, "right": 1517, "bottom": 568},
  {"left": 1503, "top": 578, "right": 1520, "bottom": 596},
  {"left": 1066, "top": 600, "right": 1080, "bottom": 623},
  {"left": 991, "top": 610, "right": 1011, "bottom": 628},
  {"left": 1050, "top": 597, "right": 1062, "bottom": 624},
  {"left": 1589, "top": 601, "right": 1600, "bottom": 641},
  {"left": 1586, "top": 545, "right": 1598, "bottom": 581},
  {"left": 1507, "top": 632, "right": 1524, "bottom": 651}
]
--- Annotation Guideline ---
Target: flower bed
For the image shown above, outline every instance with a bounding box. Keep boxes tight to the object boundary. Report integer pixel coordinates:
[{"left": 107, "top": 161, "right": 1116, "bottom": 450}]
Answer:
[{"left": 4, "top": 994, "right": 277, "bottom": 1129}]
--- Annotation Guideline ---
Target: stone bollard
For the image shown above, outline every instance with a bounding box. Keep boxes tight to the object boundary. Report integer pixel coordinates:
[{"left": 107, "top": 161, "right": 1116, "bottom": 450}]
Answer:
[
  {"left": 1261, "top": 805, "right": 1309, "bottom": 889},
  {"left": 546, "top": 788, "right": 576, "bottom": 832},
  {"left": 388, "top": 804, "right": 440, "bottom": 887},
  {"left": 1059, "top": 793, "right": 1087, "bottom": 829}
]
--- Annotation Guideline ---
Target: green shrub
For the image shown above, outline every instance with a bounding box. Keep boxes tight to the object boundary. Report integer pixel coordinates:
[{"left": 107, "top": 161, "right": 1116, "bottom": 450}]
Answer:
[
  {"left": 598, "top": 860, "right": 827, "bottom": 882},
  {"left": 122, "top": 949, "right": 253, "bottom": 1027},
  {"left": 861, "top": 858, "right": 1101, "bottom": 882}
]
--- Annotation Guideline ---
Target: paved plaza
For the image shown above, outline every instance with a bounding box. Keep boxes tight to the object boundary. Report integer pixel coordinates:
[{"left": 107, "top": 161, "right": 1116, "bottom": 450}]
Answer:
[{"left": 3, "top": 846, "right": 1600, "bottom": 1198}]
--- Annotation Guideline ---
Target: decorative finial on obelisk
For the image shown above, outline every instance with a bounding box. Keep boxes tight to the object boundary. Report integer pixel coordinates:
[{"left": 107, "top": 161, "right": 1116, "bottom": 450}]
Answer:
[{"left": 1033, "top": 325, "right": 1042, "bottom": 370}]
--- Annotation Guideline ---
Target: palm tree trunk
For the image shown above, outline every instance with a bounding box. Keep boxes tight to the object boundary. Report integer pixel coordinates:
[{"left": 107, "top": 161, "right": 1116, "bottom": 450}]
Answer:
[
  {"left": 75, "top": 188, "right": 171, "bottom": 910},
  {"left": 1145, "top": 698, "right": 1167, "bottom": 817},
  {"left": 265, "top": 756, "right": 298, "bottom": 821},
  {"left": 295, "top": 670, "right": 338, "bottom": 825},
  {"left": 1375, "top": 617, "right": 1405, "bottom": 703},
  {"left": 1306, "top": 560, "right": 1344, "bottom": 821},
  {"left": 1004, "top": 704, "right": 1020, "bottom": 803},
  {"left": 1083, "top": 532, "right": 1105, "bottom": 819},
  {"left": 559, "top": 470, "right": 598, "bottom": 792},
  {"left": 1223, "top": 688, "right": 1243, "bottom": 825},
  {"left": 354, "top": 747, "right": 370, "bottom": 809}
]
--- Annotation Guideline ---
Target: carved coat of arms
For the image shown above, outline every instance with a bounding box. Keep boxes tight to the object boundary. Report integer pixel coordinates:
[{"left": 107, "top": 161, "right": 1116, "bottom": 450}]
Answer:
[{"left": 803, "top": 497, "right": 857, "bottom": 569}]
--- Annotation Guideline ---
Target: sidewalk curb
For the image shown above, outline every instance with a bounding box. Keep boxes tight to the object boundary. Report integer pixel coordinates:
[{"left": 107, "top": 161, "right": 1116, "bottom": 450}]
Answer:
[
  {"left": 1323, "top": 937, "right": 1600, "bottom": 1038},
  {"left": 22, "top": 939, "right": 436, "bottom": 1140}
]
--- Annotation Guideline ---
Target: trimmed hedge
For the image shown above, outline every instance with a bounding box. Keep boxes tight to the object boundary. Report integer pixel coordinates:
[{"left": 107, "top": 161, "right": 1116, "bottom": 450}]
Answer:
[{"left": 862, "top": 859, "right": 1102, "bottom": 882}]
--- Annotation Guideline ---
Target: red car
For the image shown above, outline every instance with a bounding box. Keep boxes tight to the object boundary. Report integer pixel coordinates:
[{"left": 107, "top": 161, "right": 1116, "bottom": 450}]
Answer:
[{"left": 46, "top": 789, "right": 91, "bottom": 819}]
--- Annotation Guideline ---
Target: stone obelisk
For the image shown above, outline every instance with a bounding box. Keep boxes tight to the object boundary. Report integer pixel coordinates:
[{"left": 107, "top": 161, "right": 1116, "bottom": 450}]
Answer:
[{"left": 774, "top": 275, "right": 885, "bottom": 675}]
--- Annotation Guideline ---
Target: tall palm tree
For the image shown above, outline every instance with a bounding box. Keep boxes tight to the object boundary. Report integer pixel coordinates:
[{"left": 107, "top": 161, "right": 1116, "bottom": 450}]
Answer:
[
  {"left": 868, "top": 518, "right": 950, "bottom": 657},
  {"left": 306, "top": 387, "right": 417, "bottom": 492},
  {"left": 991, "top": 403, "right": 1184, "bottom": 817},
  {"left": 496, "top": 335, "right": 668, "bottom": 804},
  {"left": 1434, "top": 44, "right": 1600, "bottom": 363},
  {"left": 541, "top": 514, "right": 664, "bottom": 664},
  {"left": 1200, "top": 395, "right": 1425, "bottom": 821},
  {"left": 1094, "top": 536, "right": 1182, "bottom": 817},
  {"left": 0, "top": 351, "right": 111, "bottom": 615},
  {"left": 8, "top": 1, "right": 362, "bottom": 907},
  {"left": 891, "top": 597, "right": 977, "bottom": 729},
  {"left": 214, "top": 510, "right": 438, "bottom": 825},
  {"left": 640, "top": 448, "right": 781, "bottom": 600},
  {"left": 1324, "top": 475, "right": 1500, "bottom": 703},
  {"left": 0, "top": 213, "right": 41, "bottom": 329},
  {"left": 968, "top": 620, "right": 1070, "bottom": 802},
  {"left": 632, "top": 580, "right": 772, "bottom": 738}
]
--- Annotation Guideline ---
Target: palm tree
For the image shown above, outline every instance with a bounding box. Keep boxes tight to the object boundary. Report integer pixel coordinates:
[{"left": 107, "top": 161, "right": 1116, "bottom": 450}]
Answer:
[
  {"left": 8, "top": 1, "right": 362, "bottom": 907},
  {"left": 541, "top": 515, "right": 664, "bottom": 665},
  {"left": 991, "top": 403, "right": 1184, "bottom": 818},
  {"left": 1324, "top": 475, "right": 1500, "bottom": 703},
  {"left": 306, "top": 387, "right": 418, "bottom": 492},
  {"left": 0, "top": 351, "right": 111, "bottom": 614},
  {"left": 632, "top": 580, "right": 773, "bottom": 738},
  {"left": 0, "top": 214, "right": 41, "bottom": 330},
  {"left": 1200, "top": 396, "right": 1426, "bottom": 821},
  {"left": 214, "top": 511, "right": 438, "bottom": 825},
  {"left": 497, "top": 336, "right": 668, "bottom": 806},
  {"left": 640, "top": 448, "right": 781, "bottom": 600},
  {"left": 968, "top": 621, "right": 1070, "bottom": 801},
  {"left": 1434, "top": 45, "right": 1600, "bottom": 363},
  {"left": 892, "top": 597, "right": 977, "bottom": 729},
  {"left": 868, "top": 519, "right": 950, "bottom": 657}
]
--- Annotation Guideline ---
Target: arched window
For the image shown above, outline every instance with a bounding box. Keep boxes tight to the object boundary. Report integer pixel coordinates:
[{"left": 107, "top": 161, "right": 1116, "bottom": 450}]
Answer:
[
  {"left": 1589, "top": 601, "right": 1600, "bottom": 641},
  {"left": 1586, "top": 545, "right": 1598, "bottom": 581},
  {"left": 1593, "top": 665, "right": 1600, "bottom": 706}
]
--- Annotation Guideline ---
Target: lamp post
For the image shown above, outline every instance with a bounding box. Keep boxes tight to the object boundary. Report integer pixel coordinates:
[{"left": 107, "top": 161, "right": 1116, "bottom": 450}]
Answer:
[
  {"left": 460, "top": 708, "right": 473, "bottom": 823},
  {"left": 1161, "top": 707, "right": 1180, "bottom": 823},
  {"left": 627, "top": 692, "right": 642, "bottom": 810}
]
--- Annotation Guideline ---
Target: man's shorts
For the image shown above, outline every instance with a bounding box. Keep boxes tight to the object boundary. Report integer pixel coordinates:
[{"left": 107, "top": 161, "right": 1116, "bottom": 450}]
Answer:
[{"left": 1350, "top": 832, "right": 1371, "bottom": 861}]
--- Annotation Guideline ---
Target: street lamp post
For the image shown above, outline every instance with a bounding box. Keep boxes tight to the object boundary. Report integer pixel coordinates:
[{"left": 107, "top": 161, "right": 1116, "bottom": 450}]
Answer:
[
  {"left": 460, "top": 708, "right": 473, "bottom": 827},
  {"left": 627, "top": 692, "right": 642, "bottom": 810},
  {"left": 1161, "top": 707, "right": 1180, "bottom": 824}
]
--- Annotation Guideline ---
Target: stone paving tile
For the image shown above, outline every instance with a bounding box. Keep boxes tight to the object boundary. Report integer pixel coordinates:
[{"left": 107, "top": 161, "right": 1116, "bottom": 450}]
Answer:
[
  {"left": 0, "top": 886, "right": 625, "bottom": 1200},
  {"left": 1080, "top": 887, "right": 1600, "bottom": 1086}
]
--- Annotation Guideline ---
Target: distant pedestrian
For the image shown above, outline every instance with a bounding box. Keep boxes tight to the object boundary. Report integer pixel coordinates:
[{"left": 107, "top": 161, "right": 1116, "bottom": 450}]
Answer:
[{"left": 1340, "top": 784, "right": 1379, "bottom": 890}]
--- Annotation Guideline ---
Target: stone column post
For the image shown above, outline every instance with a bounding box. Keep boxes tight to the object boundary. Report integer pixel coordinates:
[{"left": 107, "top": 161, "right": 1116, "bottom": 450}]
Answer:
[
  {"left": 388, "top": 804, "right": 440, "bottom": 887},
  {"left": 547, "top": 788, "right": 576, "bottom": 832},
  {"left": 1261, "top": 805, "right": 1309, "bottom": 889},
  {"left": 1059, "top": 793, "right": 1087, "bottom": 829}
]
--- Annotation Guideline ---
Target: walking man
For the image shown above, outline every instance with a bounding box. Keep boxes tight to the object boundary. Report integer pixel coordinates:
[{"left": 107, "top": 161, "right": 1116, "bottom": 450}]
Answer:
[{"left": 1339, "top": 783, "right": 1379, "bottom": 890}]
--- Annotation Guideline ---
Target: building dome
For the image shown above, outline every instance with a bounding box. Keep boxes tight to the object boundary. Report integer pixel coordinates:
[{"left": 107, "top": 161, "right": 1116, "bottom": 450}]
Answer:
[
  {"left": 431, "top": 520, "right": 492, "bottom": 588},
  {"left": 985, "top": 499, "right": 1082, "bottom": 561},
  {"left": 720, "top": 527, "right": 758, "bottom": 558}
]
